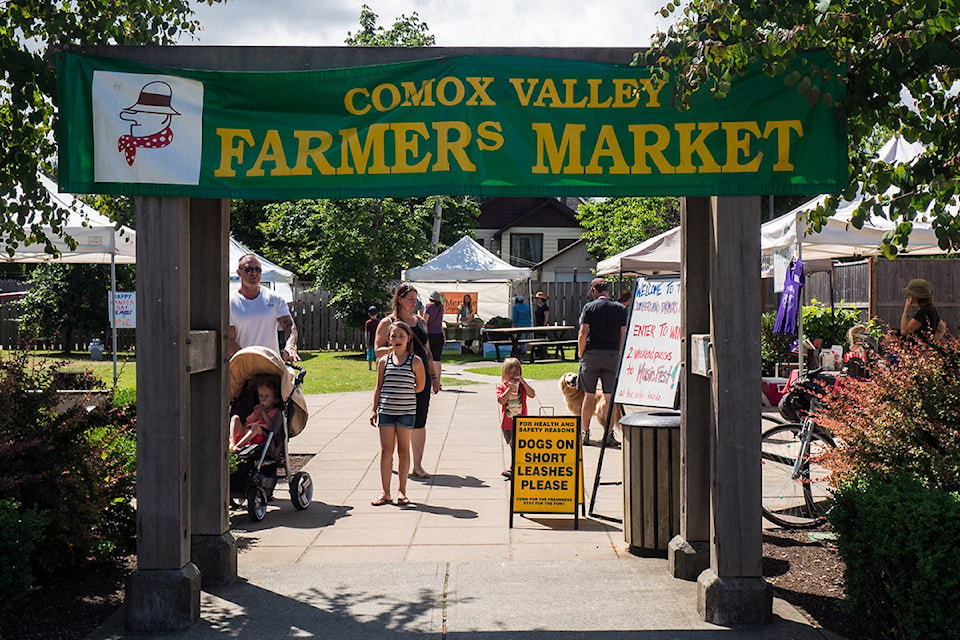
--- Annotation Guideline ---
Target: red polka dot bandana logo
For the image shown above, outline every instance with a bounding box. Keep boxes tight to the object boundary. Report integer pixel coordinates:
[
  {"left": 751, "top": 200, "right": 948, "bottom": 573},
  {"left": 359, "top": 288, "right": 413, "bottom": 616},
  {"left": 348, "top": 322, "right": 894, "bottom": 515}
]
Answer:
[
  {"left": 92, "top": 72, "right": 202, "bottom": 185},
  {"left": 117, "top": 81, "right": 179, "bottom": 166}
]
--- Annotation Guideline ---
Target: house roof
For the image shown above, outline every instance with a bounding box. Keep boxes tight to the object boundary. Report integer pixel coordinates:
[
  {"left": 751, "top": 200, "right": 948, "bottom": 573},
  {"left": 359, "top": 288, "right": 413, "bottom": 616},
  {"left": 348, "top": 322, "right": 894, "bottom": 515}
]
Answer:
[
  {"left": 477, "top": 198, "right": 582, "bottom": 234},
  {"left": 532, "top": 237, "right": 588, "bottom": 269}
]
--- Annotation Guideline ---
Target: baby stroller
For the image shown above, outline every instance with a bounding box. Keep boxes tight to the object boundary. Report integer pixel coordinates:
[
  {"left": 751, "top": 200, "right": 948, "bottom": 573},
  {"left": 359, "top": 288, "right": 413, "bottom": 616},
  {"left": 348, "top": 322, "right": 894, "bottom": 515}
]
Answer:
[{"left": 229, "top": 346, "right": 312, "bottom": 521}]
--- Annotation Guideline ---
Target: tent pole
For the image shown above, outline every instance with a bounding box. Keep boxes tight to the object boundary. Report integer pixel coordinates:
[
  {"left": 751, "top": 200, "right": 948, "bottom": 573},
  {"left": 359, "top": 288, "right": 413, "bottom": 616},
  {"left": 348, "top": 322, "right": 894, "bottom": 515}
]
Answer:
[
  {"left": 111, "top": 254, "right": 118, "bottom": 385},
  {"left": 797, "top": 237, "right": 804, "bottom": 378}
]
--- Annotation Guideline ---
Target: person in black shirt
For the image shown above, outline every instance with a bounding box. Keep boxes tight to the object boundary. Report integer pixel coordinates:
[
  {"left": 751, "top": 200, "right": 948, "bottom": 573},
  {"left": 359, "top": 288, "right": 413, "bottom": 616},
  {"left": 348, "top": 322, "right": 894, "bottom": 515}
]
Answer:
[
  {"left": 533, "top": 291, "right": 550, "bottom": 358},
  {"left": 900, "top": 278, "right": 947, "bottom": 342},
  {"left": 577, "top": 278, "right": 627, "bottom": 445}
]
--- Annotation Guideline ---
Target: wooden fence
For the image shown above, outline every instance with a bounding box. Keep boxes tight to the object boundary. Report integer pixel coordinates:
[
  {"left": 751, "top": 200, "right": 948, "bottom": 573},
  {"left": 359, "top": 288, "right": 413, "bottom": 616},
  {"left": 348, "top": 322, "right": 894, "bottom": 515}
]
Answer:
[
  {"left": 509, "top": 280, "right": 595, "bottom": 326},
  {"left": 290, "top": 288, "right": 365, "bottom": 351},
  {"left": 801, "top": 256, "right": 960, "bottom": 335},
  {"left": 7, "top": 257, "right": 957, "bottom": 353},
  {"left": 0, "top": 297, "right": 136, "bottom": 352}
]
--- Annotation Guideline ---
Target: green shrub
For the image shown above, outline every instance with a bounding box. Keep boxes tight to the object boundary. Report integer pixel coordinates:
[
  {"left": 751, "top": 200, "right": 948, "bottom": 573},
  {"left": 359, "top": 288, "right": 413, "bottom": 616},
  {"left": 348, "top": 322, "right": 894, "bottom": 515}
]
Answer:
[
  {"left": 484, "top": 316, "right": 511, "bottom": 328},
  {"left": 760, "top": 311, "right": 794, "bottom": 376},
  {"left": 0, "top": 351, "right": 137, "bottom": 572},
  {"left": 0, "top": 499, "right": 46, "bottom": 625},
  {"left": 830, "top": 474, "right": 960, "bottom": 640},
  {"left": 821, "top": 336, "right": 960, "bottom": 639},
  {"left": 801, "top": 299, "right": 862, "bottom": 347}
]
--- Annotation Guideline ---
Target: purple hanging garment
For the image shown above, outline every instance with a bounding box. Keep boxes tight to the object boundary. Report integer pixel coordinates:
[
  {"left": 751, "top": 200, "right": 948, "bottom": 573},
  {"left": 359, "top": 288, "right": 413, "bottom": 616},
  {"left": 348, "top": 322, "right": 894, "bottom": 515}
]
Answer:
[{"left": 774, "top": 258, "right": 804, "bottom": 335}]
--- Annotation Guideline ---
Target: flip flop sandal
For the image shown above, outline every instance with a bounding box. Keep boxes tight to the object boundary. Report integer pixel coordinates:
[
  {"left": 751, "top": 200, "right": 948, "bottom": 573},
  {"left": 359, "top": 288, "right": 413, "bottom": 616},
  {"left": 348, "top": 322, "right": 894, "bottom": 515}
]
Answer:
[
  {"left": 396, "top": 496, "right": 413, "bottom": 506},
  {"left": 371, "top": 496, "right": 392, "bottom": 506},
  {"left": 411, "top": 469, "right": 431, "bottom": 479}
]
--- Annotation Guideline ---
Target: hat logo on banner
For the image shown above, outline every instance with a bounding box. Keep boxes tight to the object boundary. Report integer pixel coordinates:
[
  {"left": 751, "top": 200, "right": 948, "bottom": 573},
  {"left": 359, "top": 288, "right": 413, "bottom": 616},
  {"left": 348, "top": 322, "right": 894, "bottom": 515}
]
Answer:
[
  {"left": 117, "top": 81, "right": 179, "bottom": 166},
  {"left": 92, "top": 71, "right": 203, "bottom": 185}
]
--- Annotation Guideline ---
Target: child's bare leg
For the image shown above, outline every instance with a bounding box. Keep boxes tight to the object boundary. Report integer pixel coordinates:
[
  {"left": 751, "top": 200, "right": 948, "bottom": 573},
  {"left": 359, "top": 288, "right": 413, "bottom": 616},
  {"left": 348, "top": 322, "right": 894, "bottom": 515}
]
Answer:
[
  {"left": 396, "top": 426, "right": 413, "bottom": 499},
  {"left": 377, "top": 426, "right": 396, "bottom": 501},
  {"left": 233, "top": 424, "right": 262, "bottom": 452},
  {"left": 229, "top": 415, "right": 243, "bottom": 449}
]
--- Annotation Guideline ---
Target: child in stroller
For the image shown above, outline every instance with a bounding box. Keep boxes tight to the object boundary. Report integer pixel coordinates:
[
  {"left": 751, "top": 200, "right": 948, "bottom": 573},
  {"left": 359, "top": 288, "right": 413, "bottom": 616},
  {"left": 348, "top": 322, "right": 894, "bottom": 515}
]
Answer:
[
  {"left": 230, "top": 375, "right": 282, "bottom": 453},
  {"left": 229, "top": 346, "right": 312, "bottom": 522}
]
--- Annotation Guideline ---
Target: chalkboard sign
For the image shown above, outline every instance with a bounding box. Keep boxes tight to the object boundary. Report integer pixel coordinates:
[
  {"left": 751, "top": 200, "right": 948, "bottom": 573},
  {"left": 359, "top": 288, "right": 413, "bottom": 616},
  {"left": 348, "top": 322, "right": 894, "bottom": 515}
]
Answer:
[{"left": 614, "top": 276, "right": 681, "bottom": 409}]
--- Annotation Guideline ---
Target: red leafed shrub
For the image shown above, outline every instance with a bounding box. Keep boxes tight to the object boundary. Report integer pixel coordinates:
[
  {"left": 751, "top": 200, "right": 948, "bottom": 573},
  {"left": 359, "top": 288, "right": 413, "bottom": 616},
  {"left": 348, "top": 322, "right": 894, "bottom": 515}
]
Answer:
[{"left": 818, "top": 334, "right": 960, "bottom": 491}]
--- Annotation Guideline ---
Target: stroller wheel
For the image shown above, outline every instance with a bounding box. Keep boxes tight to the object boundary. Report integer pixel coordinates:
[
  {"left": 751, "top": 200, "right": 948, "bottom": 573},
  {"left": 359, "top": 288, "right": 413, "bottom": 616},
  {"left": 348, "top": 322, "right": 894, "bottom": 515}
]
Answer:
[
  {"left": 290, "top": 472, "right": 313, "bottom": 511},
  {"left": 247, "top": 486, "right": 268, "bottom": 522}
]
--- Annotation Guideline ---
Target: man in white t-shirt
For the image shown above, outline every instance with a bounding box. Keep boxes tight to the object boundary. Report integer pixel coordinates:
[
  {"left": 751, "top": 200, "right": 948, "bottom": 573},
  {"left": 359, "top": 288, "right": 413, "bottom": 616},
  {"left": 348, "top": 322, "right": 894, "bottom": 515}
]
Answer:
[{"left": 229, "top": 253, "right": 300, "bottom": 362}]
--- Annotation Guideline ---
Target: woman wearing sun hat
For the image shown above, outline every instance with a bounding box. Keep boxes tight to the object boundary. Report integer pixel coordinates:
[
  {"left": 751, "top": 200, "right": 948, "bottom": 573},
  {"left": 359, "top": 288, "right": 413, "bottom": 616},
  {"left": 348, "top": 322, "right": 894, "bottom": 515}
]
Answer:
[{"left": 900, "top": 278, "right": 947, "bottom": 342}]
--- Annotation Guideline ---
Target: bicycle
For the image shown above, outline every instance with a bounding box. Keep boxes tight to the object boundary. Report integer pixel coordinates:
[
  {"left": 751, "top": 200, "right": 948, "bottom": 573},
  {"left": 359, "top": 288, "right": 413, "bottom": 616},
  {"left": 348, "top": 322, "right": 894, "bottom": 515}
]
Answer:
[{"left": 761, "top": 369, "right": 837, "bottom": 529}]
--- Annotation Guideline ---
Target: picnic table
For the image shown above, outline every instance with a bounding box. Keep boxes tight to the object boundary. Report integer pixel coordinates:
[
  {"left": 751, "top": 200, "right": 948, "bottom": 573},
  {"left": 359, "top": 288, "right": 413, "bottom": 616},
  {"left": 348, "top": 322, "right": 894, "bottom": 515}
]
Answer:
[{"left": 481, "top": 325, "right": 578, "bottom": 363}]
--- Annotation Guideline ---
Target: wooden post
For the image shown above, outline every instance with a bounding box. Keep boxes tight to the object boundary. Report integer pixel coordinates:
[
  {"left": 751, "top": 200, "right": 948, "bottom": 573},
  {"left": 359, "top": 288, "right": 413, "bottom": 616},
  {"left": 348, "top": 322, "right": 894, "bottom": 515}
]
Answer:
[
  {"left": 696, "top": 196, "right": 772, "bottom": 624},
  {"left": 125, "top": 197, "right": 201, "bottom": 631},
  {"left": 188, "top": 199, "right": 237, "bottom": 586},
  {"left": 669, "top": 196, "right": 711, "bottom": 579}
]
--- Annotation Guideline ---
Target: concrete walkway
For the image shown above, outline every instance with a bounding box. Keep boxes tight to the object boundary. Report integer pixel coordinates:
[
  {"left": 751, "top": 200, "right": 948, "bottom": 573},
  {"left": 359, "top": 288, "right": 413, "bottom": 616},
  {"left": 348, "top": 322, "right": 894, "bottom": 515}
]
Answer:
[{"left": 87, "top": 361, "right": 834, "bottom": 639}]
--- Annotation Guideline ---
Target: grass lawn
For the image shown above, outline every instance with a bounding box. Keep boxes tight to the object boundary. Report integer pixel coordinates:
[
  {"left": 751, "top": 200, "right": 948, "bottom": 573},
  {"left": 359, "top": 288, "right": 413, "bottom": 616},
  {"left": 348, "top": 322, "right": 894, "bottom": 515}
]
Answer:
[
  {"left": 20, "top": 349, "right": 478, "bottom": 395},
  {"left": 463, "top": 360, "right": 579, "bottom": 380}
]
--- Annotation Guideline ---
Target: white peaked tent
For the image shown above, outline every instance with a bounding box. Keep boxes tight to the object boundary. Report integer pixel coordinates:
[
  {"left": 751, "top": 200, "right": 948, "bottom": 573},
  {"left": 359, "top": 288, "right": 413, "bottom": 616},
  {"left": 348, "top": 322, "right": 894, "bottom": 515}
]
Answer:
[{"left": 403, "top": 236, "right": 531, "bottom": 321}]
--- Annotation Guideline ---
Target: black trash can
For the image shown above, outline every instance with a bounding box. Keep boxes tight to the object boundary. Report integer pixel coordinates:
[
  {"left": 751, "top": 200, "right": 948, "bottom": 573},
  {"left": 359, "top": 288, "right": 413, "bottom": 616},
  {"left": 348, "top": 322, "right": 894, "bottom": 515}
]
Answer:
[{"left": 620, "top": 410, "right": 681, "bottom": 556}]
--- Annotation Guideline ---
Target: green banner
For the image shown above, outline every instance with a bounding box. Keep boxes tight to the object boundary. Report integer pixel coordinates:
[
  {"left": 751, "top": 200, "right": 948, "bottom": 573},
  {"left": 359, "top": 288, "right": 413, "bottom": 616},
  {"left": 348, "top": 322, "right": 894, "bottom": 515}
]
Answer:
[{"left": 56, "top": 52, "right": 847, "bottom": 199}]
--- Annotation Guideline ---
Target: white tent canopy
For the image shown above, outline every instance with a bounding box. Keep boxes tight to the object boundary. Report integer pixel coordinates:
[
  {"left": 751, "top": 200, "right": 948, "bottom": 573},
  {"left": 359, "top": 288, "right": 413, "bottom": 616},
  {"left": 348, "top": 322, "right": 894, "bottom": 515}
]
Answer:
[
  {"left": 598, "top": 137, "right": 954, "bottom": 277},
  {"left": 761, "top": 136, "right": 948, "bottom": 265},
  {"left": 4, "top": 174, "right": 137, "bottom": 382},
  {"left": 403, "top": 236, "right": 531, "bottom": 321},
  {"left": 4, "top": 174, "right": 136, "bottom": 264},
  {"left": 404, "top": 236, "right": 530, "bottom": 281},
  {"left": 596, "top": 226, "right": 681, "bottom": 276}
]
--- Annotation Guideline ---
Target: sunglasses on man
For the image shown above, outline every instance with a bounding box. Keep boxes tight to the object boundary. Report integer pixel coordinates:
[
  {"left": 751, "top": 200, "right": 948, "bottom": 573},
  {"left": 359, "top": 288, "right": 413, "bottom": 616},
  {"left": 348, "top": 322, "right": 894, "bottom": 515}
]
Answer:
[{"left": 243, "top": 266, "right": 262, "bottom": 274}]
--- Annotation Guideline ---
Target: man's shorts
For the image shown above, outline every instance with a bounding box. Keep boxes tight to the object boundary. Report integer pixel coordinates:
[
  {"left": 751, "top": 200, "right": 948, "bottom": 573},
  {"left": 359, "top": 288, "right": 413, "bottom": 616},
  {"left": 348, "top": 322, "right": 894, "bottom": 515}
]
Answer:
[
  {"left": 366, "top": 346, "right": 376, "bottom": 361},
  {"left": 578, "top": 349, "right": 619, "bottom": 394},
  {"left": 378, "top": 413, "right": 415, "bottom": 428}
]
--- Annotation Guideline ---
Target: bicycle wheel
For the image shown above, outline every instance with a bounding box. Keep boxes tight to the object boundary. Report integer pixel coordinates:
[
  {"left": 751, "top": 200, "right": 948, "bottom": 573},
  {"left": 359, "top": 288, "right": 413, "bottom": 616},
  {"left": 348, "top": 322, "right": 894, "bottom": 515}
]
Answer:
[{"left": 761, "top": 422, "right": 836, "bottom": 528}]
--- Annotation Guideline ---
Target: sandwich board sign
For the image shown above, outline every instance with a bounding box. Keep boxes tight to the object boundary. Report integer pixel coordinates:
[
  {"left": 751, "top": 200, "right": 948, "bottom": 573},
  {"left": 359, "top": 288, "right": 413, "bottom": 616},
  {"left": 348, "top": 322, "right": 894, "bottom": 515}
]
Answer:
[
  {"left": 615, "top": 275, "right": 681, "bottom": 409},
  {"left": 510, "top": 415, "right": 582, "bottom": 528}
]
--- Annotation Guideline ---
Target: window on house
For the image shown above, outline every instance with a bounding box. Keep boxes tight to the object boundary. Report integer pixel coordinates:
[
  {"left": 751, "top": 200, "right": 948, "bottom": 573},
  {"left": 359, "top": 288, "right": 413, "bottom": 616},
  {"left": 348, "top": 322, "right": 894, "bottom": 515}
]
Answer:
[
  {"left": 510, "top": 233, "right": 543, "bottom": 267},
  {"left": 557, "top": 238, "right": 578, "bottom": 252}
]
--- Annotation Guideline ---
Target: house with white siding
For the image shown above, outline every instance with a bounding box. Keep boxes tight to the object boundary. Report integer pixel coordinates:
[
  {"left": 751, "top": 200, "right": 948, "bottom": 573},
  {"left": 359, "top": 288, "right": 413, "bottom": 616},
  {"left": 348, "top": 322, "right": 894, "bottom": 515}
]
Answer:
[{"left": 474, "top": 197, "right": 596, "bottom": 282}]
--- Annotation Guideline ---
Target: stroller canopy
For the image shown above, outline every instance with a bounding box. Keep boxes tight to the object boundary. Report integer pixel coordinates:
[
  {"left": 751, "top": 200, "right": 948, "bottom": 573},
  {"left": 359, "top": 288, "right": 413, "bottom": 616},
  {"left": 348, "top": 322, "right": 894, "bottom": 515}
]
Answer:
[{"left": 230, "top": 346, "right": 309, "bottom": 437}]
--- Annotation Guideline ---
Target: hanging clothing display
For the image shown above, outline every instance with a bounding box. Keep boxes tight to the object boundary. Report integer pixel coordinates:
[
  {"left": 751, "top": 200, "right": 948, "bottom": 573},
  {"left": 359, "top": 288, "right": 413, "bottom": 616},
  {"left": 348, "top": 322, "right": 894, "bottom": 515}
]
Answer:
[{"left": 774, "top": 258, "right": 804, "bottom": 335}]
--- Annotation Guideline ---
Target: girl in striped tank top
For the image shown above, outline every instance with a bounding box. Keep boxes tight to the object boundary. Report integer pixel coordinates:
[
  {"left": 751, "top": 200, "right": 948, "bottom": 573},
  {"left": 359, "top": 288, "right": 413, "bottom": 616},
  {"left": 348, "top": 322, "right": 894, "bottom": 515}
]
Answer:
[{"left": 370, "top": 320, "right": 425, "bottom": 506}]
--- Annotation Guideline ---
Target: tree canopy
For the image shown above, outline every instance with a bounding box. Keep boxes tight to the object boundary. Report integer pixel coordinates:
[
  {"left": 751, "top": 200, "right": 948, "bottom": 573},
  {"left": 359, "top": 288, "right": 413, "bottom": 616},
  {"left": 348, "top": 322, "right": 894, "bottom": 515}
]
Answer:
[
  {"left": 345, "top": 4, "right": 436, "bottom": 47},
  {"left": 575, "top": 198, "right": 681, "bottom": 260},
  {"left": 641, "top": 0, "right": 960, "bottom": 256},
  {"left": 1, "top": 0, "right": 227, "bottom": 256},
  {"left": 259, "top": 196, "right": 479, "bottom": 327}
]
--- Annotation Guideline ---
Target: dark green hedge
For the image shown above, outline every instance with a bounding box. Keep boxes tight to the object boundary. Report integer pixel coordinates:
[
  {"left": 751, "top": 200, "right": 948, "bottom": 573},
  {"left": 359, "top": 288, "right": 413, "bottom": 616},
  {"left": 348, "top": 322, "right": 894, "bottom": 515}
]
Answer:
[{"left": 830, "top": 474, "right": 960, "bottom": 640}]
